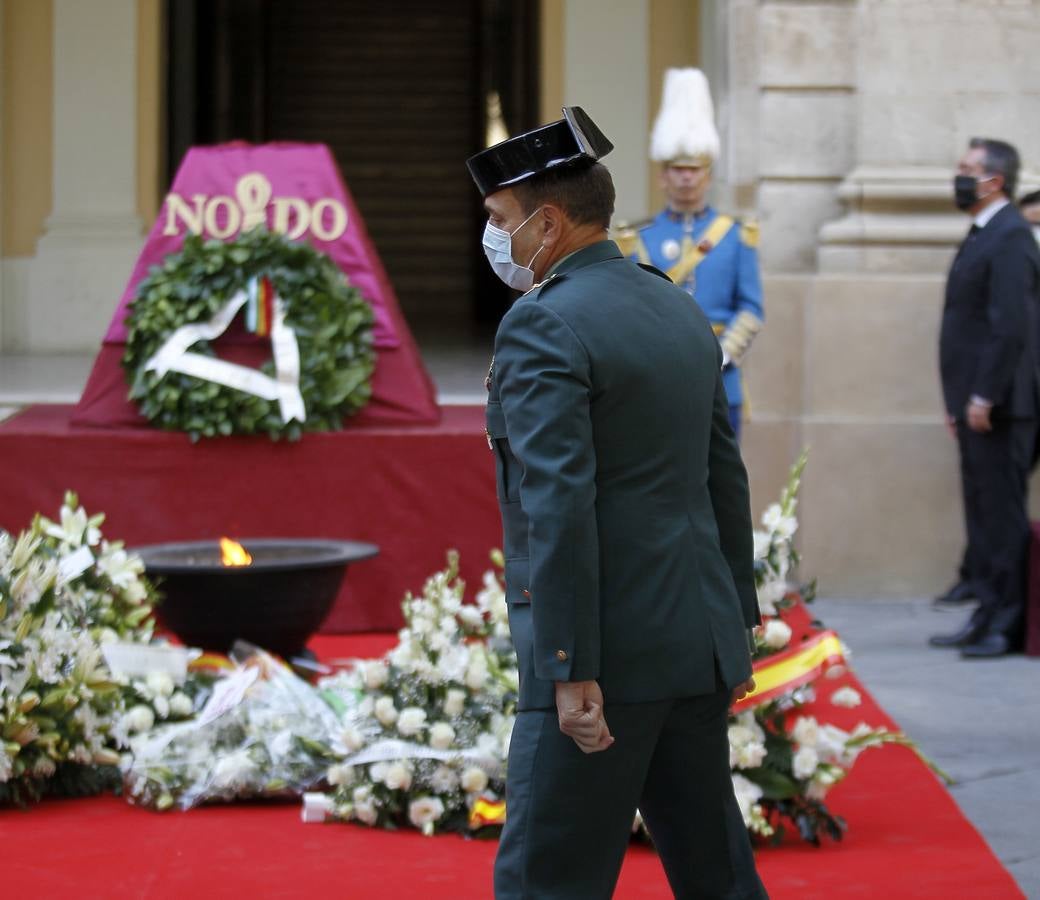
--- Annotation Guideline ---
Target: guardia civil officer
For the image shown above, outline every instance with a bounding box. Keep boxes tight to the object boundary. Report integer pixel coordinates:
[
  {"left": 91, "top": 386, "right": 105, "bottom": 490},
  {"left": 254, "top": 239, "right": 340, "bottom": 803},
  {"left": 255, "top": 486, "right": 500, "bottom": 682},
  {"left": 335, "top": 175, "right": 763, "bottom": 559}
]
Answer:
[
  {"left": 616, "top": 69, "right": 764, "bottom": 442},
  {"left": 468, "top": 108, "right": 767, "bottom": 899}
]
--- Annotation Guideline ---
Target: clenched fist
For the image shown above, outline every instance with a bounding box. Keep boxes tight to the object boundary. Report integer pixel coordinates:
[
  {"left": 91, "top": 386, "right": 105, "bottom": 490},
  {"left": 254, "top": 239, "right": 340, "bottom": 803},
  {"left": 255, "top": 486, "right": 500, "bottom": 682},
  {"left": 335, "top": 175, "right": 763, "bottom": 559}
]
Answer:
[{"left": 555, "top": 680, "right": 614, "bottom": 754}]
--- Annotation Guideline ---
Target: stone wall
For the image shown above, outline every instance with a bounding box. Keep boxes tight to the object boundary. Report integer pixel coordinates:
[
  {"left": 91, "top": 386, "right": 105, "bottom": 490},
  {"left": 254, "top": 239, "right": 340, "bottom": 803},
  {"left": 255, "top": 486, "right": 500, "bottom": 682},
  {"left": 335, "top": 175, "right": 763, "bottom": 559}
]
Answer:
[{"left": 731, "top": 0, "right": 1040, "bottom": 597}]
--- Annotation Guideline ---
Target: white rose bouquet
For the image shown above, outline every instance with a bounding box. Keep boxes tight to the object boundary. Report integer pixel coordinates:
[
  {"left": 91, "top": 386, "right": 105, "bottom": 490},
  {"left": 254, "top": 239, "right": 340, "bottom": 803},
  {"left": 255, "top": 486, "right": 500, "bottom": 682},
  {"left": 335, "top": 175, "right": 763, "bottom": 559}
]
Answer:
[{"left": 307, "top": 551, "right": 518, "bottom": 836}]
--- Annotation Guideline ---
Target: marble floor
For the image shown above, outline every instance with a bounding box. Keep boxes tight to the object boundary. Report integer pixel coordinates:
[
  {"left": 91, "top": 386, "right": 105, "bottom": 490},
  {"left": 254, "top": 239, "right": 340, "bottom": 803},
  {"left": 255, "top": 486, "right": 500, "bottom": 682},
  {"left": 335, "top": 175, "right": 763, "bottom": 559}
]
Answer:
[
  {"left": 0, "top": 353, "right": 94, "bottom": 406},
  {"left": 815, "top": 597, "right": 1039, "bottom": 897}
]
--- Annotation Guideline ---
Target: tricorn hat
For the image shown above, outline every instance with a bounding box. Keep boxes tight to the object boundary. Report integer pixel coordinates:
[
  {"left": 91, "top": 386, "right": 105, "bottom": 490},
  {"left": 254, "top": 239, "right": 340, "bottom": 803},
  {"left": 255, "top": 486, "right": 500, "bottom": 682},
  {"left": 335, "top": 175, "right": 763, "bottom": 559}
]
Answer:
[
  {"left": 467, "top": 106, "right": 613, "bottom": 198},
  {"left": 650, "top": 68, "right": 720, "bottom": 167}
]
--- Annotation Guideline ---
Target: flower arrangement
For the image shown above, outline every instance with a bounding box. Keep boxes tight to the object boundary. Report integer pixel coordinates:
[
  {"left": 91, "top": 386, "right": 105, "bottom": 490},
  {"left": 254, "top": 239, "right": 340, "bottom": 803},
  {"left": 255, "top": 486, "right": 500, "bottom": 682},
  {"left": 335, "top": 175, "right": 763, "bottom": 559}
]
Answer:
[
  {"left": 121, "top": 646, "right": 342, "bottom": 811},
  {"left": 731, "top": 453, "right": 932, "bottom": 845},
  {"left": 304, "top": 551, "right": 518, "bottom": 834},
  {"left": 0, "top": 493, "right": 159, "bottom": 804},
  {"left": 4, "top": 478, "right": 932, "bottom": 850},
  {"left": 301, "top": 454, "right": 928, "bottom": 846}
]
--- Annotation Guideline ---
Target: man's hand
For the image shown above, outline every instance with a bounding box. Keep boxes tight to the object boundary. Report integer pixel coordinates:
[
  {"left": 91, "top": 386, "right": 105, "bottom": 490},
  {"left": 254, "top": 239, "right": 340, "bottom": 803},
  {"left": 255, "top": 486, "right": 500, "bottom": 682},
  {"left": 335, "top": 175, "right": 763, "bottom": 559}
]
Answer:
[
  {"left": 966, "top": 400, "right": 993, "bottom": 433},
  {"left": 555, "top": 680, "right": 614, "bottom": 754},
  {"left": 730, "top": 677, "right": 756, "bottom": 706}
]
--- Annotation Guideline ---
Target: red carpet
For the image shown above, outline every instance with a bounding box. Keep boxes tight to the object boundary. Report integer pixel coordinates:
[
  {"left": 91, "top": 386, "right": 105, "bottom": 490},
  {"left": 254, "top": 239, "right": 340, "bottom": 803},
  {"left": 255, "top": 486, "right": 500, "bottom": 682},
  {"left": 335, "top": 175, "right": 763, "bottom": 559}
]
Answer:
[{"left": 0, "top": 635, "right": 1022, "bottom": 899}]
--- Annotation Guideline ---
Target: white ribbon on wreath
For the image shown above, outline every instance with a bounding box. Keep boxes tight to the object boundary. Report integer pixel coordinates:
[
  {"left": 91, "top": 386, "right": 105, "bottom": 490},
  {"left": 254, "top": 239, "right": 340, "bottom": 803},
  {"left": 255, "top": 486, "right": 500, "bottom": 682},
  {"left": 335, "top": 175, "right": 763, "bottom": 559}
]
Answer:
[{"left": 142, "top": 281, "right": 306, "bottom": 424}]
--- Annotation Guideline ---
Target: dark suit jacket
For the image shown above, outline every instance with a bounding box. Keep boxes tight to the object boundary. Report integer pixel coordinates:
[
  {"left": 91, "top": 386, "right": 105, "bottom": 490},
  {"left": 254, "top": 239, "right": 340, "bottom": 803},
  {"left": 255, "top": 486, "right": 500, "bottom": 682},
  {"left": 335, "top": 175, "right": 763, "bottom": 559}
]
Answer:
[
  {"left": 486, "top": 240, "right": 759, "bottom": 711},
  {"left": 940, "top": 203, "right": 1040, "bottom": 420}
]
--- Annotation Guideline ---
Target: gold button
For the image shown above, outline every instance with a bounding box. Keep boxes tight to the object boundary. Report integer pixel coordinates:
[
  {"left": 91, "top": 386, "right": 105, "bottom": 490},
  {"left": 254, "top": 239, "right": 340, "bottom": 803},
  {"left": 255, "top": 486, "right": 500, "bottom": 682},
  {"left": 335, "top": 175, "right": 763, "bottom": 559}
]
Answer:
[
  {"left": 521, "top": 588, "right": 531, "bottom": 598},
  {"left": 556, "top": 650, "right": 568, "bottom": 662}
]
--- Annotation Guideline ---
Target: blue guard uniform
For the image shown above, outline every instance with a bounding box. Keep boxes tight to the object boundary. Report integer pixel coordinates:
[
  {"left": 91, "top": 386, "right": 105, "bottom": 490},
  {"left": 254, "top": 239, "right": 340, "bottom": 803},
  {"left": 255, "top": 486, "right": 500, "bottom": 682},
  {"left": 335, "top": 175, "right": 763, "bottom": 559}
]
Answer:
[{"left": 617, "top": 206, "right": 764, "bottom": 438}]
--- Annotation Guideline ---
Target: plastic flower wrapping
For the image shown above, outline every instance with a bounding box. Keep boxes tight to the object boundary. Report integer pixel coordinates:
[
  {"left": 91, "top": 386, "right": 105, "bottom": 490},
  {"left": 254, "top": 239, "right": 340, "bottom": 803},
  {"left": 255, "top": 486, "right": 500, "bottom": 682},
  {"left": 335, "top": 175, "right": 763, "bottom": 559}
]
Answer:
[
  {"left": 121, "top": 645, "right": 342, "bottom": 811},
  {"left": 0, "top": 493, "right": 161, "bottom": 804}
]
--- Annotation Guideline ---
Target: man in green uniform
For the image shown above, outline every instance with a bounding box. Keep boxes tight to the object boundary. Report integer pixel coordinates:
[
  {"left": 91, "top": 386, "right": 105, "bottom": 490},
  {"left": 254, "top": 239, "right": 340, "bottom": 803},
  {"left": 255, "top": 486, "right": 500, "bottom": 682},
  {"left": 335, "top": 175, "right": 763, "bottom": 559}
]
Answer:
[{"left": 468, "top": 108, "right": 767, "bottom": 899}]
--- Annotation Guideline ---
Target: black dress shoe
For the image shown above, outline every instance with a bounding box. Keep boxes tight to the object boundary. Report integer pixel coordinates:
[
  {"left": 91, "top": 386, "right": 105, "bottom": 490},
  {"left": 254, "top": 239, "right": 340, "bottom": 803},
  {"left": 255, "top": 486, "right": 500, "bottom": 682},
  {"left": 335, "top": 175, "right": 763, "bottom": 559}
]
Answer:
[
  {"left": 933, "top": 582, "right": 977, "bottom": 611},
  {"left": 929, "top": 622, "right": 981, "bottom": 648},
  {"left": 961, "top": 633, "right": 1012, "bottom": 658}
]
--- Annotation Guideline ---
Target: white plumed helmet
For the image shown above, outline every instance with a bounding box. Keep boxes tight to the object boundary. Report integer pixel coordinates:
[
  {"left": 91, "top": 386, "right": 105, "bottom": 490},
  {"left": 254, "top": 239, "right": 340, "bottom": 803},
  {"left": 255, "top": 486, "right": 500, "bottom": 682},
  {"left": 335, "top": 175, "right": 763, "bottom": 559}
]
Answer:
[{"left": 649, "top": 68, "right": 720, "bottom": 166}]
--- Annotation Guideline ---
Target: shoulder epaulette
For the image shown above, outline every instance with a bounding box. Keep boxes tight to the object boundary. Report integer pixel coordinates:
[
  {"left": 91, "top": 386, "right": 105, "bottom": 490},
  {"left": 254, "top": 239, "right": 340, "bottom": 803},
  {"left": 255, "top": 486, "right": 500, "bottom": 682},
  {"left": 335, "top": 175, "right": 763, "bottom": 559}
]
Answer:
[
  {"left": 739, "top": 219, "right": 760, "bottom": 249},
  {"left": 523, "top": 271, "right": 568, "bottom": 301},
  {"left": 619, "top": 217, "right": 654, "bottom": 233},
  {"left": 611, "top": 219, "right": 653, "bottom": 260},
  {"left": 636, "top": 263, "right": 672, "bottom": 283}
]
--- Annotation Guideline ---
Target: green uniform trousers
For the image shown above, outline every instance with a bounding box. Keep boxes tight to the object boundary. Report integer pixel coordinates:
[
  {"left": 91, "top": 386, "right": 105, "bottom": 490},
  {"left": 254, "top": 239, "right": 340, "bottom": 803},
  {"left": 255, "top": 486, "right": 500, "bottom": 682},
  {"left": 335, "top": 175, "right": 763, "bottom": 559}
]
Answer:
[{"left": 493, "top": 682, "right": 768, "bottom": 899}]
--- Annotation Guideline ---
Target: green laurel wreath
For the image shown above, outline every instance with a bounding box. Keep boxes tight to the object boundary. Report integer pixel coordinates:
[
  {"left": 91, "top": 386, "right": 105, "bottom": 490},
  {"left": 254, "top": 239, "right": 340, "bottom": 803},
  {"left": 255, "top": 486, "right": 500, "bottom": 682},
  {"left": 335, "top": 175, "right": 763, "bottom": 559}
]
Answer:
[{"left": 123, "top": 228, "right": 376, "bottom": 441}]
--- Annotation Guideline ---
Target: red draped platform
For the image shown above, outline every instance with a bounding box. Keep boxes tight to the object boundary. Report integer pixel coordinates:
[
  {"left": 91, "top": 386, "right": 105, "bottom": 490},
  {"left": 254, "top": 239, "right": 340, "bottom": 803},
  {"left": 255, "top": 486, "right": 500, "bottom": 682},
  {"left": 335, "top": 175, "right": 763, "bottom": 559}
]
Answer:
[
  {"left": 0, "top": 634, "right": 1023, "bottom": 899},
  {"left": 73, "top": 143, "right": 441, "bottom": 430},
  {"left": 0, "top": 404, "right": 497, "bottom": 632}
]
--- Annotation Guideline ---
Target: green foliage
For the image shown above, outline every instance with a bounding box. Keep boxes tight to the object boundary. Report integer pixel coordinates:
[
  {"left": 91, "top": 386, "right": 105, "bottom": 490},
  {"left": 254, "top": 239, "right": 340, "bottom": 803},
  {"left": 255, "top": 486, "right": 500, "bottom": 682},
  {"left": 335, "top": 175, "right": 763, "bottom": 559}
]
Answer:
[
  {"left": 123, "top": 228, "right": 376, "bottom": 441},
  {"left": 0, "top": 764, "right": 122, "bottom": 807}
]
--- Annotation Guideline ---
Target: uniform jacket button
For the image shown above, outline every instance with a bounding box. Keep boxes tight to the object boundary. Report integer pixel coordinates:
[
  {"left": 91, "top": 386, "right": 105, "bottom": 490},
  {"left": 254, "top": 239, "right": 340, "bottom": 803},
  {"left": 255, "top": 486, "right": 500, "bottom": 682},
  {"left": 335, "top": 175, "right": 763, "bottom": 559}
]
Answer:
[
  {"left": 555, "top": 650, "right": 568, "bottom": 661},
  {"left": 521, "top": 588, "right": 531, "bottom": 598}
]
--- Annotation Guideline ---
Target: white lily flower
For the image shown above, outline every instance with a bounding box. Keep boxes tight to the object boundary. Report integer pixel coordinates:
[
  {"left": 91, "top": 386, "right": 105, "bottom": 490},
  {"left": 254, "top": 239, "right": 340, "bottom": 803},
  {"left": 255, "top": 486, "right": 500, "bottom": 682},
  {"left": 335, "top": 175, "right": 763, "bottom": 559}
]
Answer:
[{"left": 793, "top": 745, "right": 820, "bottom": 779}]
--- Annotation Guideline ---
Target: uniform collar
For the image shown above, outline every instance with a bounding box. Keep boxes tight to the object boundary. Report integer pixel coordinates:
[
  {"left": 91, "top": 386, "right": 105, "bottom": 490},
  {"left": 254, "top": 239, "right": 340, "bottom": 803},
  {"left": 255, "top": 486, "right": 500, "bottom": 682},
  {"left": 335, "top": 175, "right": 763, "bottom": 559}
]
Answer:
[
  {"left": 545, "top": 240, "right": 623, "bottom": 278},
  {"left": 663, "top": 204, "right": 713, "bottom": 224}
]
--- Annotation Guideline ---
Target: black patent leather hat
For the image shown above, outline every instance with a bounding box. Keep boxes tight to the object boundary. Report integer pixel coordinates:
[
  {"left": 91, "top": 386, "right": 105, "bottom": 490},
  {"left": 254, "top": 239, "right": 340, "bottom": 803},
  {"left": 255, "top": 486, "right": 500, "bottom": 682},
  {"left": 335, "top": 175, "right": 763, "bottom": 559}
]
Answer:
[{"left": 467, "top": 107, "right": 614, "bottom": 197}]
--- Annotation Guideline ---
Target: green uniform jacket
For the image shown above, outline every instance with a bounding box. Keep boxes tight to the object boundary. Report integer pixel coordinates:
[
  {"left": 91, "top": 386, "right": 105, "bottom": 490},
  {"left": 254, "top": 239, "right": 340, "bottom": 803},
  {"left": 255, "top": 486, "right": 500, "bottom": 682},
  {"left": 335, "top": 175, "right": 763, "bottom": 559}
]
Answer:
[{"left": 486, "top": 240, "right": 760, "bottom": 711}]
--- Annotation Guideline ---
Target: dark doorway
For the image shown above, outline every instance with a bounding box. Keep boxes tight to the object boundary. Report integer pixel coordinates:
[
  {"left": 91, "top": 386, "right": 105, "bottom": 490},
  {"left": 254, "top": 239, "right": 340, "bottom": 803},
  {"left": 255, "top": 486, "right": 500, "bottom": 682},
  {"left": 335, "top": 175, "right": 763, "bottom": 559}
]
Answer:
[{"left": 165, "top": 0, "right": 540, "bottom": 339}]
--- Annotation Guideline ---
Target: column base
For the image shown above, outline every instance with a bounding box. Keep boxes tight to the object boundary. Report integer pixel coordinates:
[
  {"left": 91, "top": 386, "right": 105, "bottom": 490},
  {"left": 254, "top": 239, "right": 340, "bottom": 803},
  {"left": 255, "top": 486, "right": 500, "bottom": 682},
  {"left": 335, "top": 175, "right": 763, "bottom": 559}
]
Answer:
[{"left": 818, "top": 166, "right": 967, "bottom": 275}]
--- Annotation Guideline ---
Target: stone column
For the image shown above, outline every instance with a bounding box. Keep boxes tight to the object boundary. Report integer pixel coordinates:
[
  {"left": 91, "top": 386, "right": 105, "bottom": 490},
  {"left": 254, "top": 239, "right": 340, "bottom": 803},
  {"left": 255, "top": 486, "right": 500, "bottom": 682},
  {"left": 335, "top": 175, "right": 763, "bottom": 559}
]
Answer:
[
  {"left": 799, "top": 0, "right": 1040, "bottom": 598},
  {"left": 819, "top": 0, "right": 1040, "bottom": 274},
  {"left": 26, "top": 0, "right": 143, "bottom": 352}
]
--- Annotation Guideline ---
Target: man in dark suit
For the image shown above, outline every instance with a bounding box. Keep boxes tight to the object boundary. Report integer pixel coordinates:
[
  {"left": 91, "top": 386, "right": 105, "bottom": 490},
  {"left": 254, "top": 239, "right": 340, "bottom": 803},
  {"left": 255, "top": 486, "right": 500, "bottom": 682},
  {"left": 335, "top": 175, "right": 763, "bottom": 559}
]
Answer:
[
  {"left": 931, "top": 138, "right": 1040, "bottom": 658},
  {"left": 468, "top": 109, "right": 767, "bottom": 898}
]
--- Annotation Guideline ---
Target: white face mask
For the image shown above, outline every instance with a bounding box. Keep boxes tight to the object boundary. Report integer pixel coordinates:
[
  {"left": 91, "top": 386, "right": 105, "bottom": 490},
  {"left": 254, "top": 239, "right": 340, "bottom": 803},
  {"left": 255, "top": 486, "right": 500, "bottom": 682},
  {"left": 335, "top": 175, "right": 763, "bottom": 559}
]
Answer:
[{"left": 481, "top": 207, "right": 545, "bottom": 292}]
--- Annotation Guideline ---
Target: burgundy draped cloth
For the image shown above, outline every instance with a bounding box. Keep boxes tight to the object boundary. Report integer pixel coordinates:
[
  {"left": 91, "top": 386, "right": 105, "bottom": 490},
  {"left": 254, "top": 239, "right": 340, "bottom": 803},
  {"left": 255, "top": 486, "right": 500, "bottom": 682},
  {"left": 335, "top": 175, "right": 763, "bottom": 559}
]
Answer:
[{"left": 73, "top": 142, "right": 439, "bottom": 429}]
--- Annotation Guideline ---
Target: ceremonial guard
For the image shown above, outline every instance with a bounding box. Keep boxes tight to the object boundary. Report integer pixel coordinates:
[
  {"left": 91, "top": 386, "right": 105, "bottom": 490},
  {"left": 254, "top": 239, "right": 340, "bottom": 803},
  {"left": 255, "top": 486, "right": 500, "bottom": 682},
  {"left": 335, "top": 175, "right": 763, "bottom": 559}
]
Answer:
[{"left": 616, "top": 68, "right": 764, "bottom": 440}]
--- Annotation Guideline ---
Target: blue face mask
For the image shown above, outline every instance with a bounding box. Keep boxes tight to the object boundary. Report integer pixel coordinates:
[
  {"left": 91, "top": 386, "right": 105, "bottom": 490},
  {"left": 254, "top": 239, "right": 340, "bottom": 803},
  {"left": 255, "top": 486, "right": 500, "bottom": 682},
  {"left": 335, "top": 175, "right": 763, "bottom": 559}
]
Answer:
[{"left": 481, "top": 207, "right": 545, "bottom": 292}]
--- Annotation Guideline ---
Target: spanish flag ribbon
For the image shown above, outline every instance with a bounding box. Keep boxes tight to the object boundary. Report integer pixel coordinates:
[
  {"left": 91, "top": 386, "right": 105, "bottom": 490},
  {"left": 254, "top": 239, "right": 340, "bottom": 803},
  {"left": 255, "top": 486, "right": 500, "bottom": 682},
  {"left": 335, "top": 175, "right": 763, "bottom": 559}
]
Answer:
[
  {"left": 468, "top": 795, "right": 507, "bottom": 829},
  {"left": 188, "top": 652, "right": 236, "bottom": 674},
  {"left": 245, "top": 276, "right": 274, "bottom": 337},
  {"left": 733, "top": 630, "right": 846, "bottom": 713}
]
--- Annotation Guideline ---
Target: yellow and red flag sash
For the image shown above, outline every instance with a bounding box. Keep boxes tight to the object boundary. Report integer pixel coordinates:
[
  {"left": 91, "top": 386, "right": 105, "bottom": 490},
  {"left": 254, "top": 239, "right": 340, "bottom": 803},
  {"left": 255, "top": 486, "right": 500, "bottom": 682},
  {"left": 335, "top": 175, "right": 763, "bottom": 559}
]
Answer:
[
  {"left": 732, "top": 630, "right": 845, "bottom": 713},
  {"left": 468, "top": 795, "right": 507, "bottom": 829}
]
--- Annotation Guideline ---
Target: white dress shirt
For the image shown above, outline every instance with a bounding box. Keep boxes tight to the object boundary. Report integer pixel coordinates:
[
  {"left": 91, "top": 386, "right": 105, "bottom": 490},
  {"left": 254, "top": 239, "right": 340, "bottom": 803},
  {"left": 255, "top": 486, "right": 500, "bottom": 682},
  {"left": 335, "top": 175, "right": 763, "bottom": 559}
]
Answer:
[{"left": 974, "top": 197, "right": 1009, "bottom": 229}]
